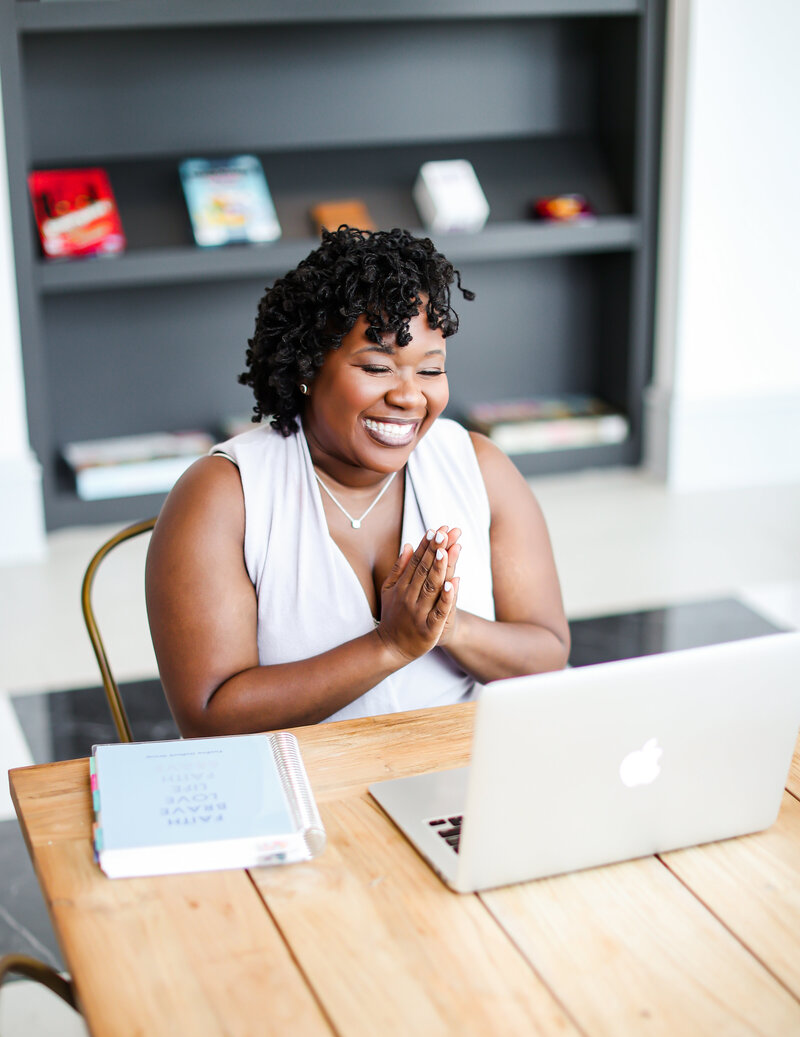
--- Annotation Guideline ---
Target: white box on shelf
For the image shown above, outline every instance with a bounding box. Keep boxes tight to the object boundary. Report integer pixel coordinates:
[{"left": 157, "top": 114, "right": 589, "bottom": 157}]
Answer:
[{"left": 412, "top": 160, "right": 490, "bottom": 234}]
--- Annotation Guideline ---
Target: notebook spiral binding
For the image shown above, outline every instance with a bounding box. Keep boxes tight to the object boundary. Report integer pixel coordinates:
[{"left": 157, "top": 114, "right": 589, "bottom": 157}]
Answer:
[{"left": 268, "top": 731, "right": 326, "bottom": 858}]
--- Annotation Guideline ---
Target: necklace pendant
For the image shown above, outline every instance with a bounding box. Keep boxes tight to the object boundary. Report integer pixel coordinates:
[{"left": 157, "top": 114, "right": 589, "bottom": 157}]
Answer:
[{"left": 313, "top": 468, "right": 397, "bottom": 532}]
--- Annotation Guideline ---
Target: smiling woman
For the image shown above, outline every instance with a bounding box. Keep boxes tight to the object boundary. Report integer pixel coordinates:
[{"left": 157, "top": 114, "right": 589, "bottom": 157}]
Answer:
[{"left": 145, "top": 227, "right": 570, "bottom": 736}]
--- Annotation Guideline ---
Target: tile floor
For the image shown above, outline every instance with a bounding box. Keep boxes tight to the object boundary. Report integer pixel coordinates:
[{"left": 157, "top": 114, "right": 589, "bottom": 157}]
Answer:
[{"left": 1, "top": 466, "right": 800, "bottom": 1035}]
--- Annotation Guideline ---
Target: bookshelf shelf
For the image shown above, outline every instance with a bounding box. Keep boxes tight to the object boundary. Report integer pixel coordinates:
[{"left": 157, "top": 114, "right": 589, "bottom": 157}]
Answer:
[
  {"left": 36, "top": 218, "right": 640, "bottom": 294},
  {"left": 16, "top": 0, "right": 643, "bottom": 34},
  {"left": 2, "top": 0, "right": 665, "bottom": 528}
]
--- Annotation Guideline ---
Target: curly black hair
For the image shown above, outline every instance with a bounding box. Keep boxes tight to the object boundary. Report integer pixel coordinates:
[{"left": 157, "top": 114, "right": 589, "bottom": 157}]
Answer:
[{"left": 239, "top": 226, "right": 474, "bottom": 436}]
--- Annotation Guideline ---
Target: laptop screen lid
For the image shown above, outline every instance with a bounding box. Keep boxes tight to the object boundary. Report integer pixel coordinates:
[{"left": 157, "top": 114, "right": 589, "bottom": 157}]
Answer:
[
  {"left": 453, "top": 632, "right": 800, "bottom": 892},
  {"left": 370, "top": 632, "right": 800, "bottom": 893}
]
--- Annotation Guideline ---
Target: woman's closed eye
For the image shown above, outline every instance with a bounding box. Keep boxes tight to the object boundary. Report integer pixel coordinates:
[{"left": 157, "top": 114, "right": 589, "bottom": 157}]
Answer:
[
  {"left": 358, "top": 363, "right": 446, "bottom": 376},
  {"left": 360, "top": 364, "right": 393, "bottom": 375}
]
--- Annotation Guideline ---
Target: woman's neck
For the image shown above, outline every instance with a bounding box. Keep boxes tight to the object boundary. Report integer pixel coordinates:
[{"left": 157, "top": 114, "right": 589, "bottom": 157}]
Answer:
[{"left": 302, "top": 421, "right": 399, "bottom": 493}]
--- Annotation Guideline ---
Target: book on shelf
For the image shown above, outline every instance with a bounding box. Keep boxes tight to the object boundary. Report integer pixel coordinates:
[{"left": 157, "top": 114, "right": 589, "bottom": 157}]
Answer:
[
  {"left": 63, "top": 430, "right": 213, "bottom": 501},
  {"left": 90, "top": 733, "right": 326, "bottom": 879},
  {"left": 178, "top": 154, "right": 281, "bottom": 247},
  {"left": 466, "top": 395, "right": 629, "bottom": 455},
  {"left": 27, "top": 167, "right": 126, "bottom": 259},
  {"left": 309, "top": 197, "right": 375, "bottom": 235}
]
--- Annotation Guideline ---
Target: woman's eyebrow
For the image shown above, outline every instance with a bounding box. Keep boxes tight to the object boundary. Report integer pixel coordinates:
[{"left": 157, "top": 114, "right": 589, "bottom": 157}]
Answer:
[
  {"left": 354, "top": 343, "right": 395, "bottom": 356},
  {"left": 353, "top": 344, "right": 446, "bottom": 358}
]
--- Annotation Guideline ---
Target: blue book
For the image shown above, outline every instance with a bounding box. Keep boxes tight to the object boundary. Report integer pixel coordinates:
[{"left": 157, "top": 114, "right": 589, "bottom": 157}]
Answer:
[
  {"left": 90, "top": 733, "right": 325, "bottom": 879},
  {"left": 178, "top": 154, "right": 282, "bottom": 247}
]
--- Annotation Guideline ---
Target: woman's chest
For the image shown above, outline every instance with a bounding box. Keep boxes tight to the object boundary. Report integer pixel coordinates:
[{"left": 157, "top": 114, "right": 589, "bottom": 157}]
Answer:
[
  {"left": 319, "top": 473, "right": 422, "bottom": 619},
  {"left": 326, "top": 512, "right": 406, "bottom": 619}
]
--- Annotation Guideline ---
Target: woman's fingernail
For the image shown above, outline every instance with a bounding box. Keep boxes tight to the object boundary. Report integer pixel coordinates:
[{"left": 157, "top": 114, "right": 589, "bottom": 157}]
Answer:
[
  {"left": 436, "top": 548, "right": 445, "bottom": 561},
  {"left": 426, "top": 529, "right": 434, "bottom": 540},
  {"left": 444, "top": 581, "right": 453, "bottom": 592},
  {"left": 435, "top": 531, "right": 445, "bottom": 544}
]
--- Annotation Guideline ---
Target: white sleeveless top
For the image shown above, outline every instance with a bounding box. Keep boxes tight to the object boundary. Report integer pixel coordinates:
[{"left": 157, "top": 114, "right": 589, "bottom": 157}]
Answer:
[{"left": 210, "top": 417, "right": 494, "bottom": 722}]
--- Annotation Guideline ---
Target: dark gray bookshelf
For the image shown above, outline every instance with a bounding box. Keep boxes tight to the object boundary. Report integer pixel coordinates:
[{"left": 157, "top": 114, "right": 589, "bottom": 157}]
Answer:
[
  {"left": 1, "top": 0, "right": 664, "bottom": 528},
  {"left": 15, "top": 0, "right": 644, "bottom": 33}
]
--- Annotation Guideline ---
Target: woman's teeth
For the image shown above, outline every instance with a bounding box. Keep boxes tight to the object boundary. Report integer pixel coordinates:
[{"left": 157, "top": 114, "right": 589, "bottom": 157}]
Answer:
[{"left": 364, "top": 419, "right": 416, "bottom": 441}]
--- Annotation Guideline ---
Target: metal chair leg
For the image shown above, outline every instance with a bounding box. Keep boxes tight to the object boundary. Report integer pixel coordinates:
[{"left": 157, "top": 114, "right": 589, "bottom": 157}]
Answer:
[{"left": 0, "top": 953, "right": 78, "bottom": 1010}]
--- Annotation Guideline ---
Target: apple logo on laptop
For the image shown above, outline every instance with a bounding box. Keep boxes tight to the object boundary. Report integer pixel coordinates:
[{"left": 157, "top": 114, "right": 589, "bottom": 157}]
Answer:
[{"left": 619, "top": 737, "right": 663, "bottom": 787}]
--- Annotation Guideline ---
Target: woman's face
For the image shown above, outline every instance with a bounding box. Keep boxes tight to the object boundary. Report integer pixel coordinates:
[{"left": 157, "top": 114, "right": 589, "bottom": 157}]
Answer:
[{"left": 303, "top": 310, "right": 449, "bottom": 479}]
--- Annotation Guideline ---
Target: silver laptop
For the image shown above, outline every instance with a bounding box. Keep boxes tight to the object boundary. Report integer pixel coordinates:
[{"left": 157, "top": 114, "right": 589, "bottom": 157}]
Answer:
[{"left": 369, "top": 632, "right": 800, "bottom": 893}]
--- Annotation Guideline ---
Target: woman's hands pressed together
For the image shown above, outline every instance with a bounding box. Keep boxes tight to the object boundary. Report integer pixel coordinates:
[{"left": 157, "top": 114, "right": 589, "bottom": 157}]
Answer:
[{"left": 376, "top": 526, "right": 461, "bottom": 664}]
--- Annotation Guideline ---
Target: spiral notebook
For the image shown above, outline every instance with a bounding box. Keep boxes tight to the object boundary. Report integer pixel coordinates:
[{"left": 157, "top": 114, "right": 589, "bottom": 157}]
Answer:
[{"left": 90, "top": 732, "right": 325, "bottom": 879}]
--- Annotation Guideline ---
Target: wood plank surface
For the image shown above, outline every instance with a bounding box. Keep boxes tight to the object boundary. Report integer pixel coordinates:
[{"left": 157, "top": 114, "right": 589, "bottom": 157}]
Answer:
[
  {"left": 10, "top": 762, "right": 331, "bottom": 1037},
  {"left": 36, "top": 839, "right": 331, "bottom": 1037},
  {"left": 10, "top": 704, "right": 800, "bottom": 1037},
  {"left": 290, "top": 703, "right": 475, "bottom": 802},
  {"left": 251, "top": 793, "right": 580, "bottom": 1037},
  {"left": 480, "top": 852, "right": 800, "bottom": 1037},
  {"left": 10, "top": 758, "right": 94, "bottom": 850},
  {"left": 659, "top": 791, "right": 800, "bottom": 1001}
]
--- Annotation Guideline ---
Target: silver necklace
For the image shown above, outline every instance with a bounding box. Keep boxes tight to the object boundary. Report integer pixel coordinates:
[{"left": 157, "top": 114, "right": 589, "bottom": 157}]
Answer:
[{"left": 313, "top": 469, "right": 397, "bottom": 529}]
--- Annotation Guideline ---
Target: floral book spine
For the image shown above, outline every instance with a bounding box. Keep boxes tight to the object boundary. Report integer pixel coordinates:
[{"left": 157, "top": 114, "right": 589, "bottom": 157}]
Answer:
[{"left": 89, "top": 754, "right": 103, "bottom": 861}]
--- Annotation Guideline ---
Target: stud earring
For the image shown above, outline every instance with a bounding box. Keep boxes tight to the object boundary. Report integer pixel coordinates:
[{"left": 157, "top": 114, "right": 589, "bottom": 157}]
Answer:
[{"left": 299, "top": 383, "right": 309, "bottom": 395}]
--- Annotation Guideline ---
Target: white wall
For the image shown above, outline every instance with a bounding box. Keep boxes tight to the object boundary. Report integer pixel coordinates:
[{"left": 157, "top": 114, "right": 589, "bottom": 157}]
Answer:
[
  {"left": 647, "top": 0, "right": 800, "bottom": 489},
  {"left": 0, "top": 75, "right": 45, "bottom": 563}
]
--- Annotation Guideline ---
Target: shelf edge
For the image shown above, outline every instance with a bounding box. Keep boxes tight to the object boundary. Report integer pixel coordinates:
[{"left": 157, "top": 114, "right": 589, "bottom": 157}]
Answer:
[
  {"left": 35, "top": 218, "right": 641, "bottom": 294},
  {"left": 17, "top": 0, "right": 644, "bottom": 34}
]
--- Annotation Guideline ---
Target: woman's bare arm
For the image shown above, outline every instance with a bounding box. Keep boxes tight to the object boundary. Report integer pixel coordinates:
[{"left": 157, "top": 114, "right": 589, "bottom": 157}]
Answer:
[
  {"left": 145, "top": 456, "right": 456, "bottom": 735},
  {"left": 436, "top": 432, "right": 570, "bottom": 682}
]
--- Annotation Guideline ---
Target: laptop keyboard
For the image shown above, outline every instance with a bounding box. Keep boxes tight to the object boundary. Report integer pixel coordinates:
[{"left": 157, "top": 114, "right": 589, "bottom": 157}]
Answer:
[{"left": 428, "top": 815, "right": 463, "bottom": 853}]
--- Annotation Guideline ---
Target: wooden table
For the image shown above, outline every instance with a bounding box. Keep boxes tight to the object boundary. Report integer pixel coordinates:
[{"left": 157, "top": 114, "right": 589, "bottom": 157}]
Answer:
[{"left": 10, "top": 704, "right": 800, "bottom": 1036}]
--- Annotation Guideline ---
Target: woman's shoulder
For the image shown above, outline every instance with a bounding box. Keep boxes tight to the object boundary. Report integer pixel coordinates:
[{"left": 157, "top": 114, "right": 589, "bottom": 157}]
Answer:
[
  {"left": 418, "top": 418, "right": 503, "bottom": 480},
  {"left": 156, "top": 452, "right": 244, "bottom": 537},
  {"left": 466, "top": 428, "right": 546, "bottom": 527},
  {"left": 466, "top": 427, "right": 516, "bottom": 477},
  {"left": 410, "top": 418, "right": 491, "bottom": 525},
  {"left": 416, "top": 416, "right": 481, "bottom": 464}
]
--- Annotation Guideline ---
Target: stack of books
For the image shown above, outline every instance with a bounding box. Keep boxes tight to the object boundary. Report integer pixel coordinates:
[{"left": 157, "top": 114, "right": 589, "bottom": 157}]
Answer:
[
  {"left": 91, "top": 733, "right": 325, "bottom": 879},
  {"left": 63, "top": 430, "right": 214, "bottom": 501},
  {"left": 466, "top": 395, "right": 629, "bottom": 455}
]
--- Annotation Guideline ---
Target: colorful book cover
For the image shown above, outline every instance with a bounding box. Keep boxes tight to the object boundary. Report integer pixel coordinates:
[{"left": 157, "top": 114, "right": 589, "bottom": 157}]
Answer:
[
  {"left": 179, "top": 155, "right": 281, "bottom": 247},
  {"left": 28, "top": 167, "right": 126, "bottom": 259},
  {"left": 91, "top": 733, "right": 325, "bottom": 879}
]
